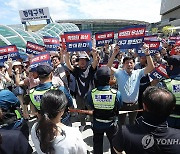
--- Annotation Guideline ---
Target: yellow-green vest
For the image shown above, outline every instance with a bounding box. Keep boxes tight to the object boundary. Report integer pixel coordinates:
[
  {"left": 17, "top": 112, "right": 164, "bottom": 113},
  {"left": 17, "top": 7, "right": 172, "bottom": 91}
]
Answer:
[
  {"left": 164, "top": 79, "right": 180, "bottom": 118},
  {"left": 91, "top": 88, "right": 117, "bottom": 120},
  {"left": 29, "top": 86, "right": 55, "bottom": 111}
]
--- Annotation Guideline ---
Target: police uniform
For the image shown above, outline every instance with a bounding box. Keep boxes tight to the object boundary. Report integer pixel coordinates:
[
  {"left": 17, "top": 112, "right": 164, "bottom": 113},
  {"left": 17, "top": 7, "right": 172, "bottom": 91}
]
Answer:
[
  {"left": 0, "top": 89, "right": 29, "bottom": 139},
  {"left": 163, "top": 78, "right": 180, "bottom": 129},
  {"left": 0, "top": 129, "right": 33, "bottom": 154},
  {"left": 87, "top": 85, "right": 122, "bottom": 154},
  {"left": 29, "top": 82, "right": 73, "bottom": 125}
]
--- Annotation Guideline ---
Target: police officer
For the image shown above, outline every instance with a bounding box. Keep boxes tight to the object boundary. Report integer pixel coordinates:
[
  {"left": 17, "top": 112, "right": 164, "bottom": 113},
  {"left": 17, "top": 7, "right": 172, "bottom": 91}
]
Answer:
[
  {"left": 0, "top": 108, "right": 33, "bottom": 154},
  {"left": 163, "top": 57, "right": 180, "bottom": 129},
  {"left": 87, "top": 66, "right": 122, "bottom": 154},
  {"left": 0, "top": 89, "right": 29, "bottom": 140},
  {"left": 29, "top": 64, "right": 73, "bottom": 126}
]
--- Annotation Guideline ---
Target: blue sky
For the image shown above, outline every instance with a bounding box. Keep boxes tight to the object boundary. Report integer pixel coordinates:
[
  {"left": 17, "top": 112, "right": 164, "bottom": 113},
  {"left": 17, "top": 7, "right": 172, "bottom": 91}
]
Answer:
[{"left": 0, "top": 0, "right": 162, "bottom": 25}]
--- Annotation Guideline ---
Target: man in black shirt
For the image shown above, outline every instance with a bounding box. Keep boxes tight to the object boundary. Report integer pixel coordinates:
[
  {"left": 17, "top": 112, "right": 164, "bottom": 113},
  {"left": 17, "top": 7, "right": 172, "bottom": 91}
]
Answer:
[
  {"left": 65, "top": 51, "right": 99, "bottom": 130},
  {"left": 113, "top": 86, "right": 180, "bottom": 154}
]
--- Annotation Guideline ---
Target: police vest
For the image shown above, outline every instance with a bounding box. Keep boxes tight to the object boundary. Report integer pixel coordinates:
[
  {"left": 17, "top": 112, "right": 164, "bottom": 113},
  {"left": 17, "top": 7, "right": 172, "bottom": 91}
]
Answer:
[
  {"left": 164, "top": 79, "right": 180, "bottom": 118},
  {"left": 91, "top": 88, "right": 117, "bottom": 120},
  {"left": 0, "top": 108, "right": 22, "bottom": 128},
  {"left": 29, "top": 86, "right": 55, "bottom": 111}
]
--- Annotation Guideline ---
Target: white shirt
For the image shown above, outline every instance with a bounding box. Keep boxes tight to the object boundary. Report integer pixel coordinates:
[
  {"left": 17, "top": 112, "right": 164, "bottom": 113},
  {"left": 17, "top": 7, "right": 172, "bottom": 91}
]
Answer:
[{"left": 31, "top": 123, "right": 87, "bottom": 154}]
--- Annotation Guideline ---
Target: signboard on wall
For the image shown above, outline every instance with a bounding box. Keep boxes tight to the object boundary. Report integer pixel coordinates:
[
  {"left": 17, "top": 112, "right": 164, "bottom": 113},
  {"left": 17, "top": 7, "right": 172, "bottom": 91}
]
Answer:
[{"left": 19, "top": 7, "right": 50, "bottom": 22}]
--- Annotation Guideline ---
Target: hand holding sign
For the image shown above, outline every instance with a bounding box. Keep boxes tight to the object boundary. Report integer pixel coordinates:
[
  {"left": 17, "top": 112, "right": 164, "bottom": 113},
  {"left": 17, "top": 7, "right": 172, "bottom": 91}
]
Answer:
[
  {"left": 113, "top": 44, "right": 120, "bottom": 56},
  {"left": 6, "top": 58, "right": 13, "bottom": 67},
  {"left": 61, "top": 47, "right": 69, "bottom": 56},
  {"left": 142, "top": 43, "right": 150, "bottom": 56},
  {"left": 91, "top": 47, "right": 98, "bottom": 57}
]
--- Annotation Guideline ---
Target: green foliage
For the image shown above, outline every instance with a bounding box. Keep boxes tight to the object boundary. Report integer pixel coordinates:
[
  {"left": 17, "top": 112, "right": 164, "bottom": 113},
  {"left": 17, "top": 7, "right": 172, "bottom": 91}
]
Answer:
[
  {"left": 151, "top": 28, "right": 158, "bottom": 34},
  {"left": 162, "top": 26, "right": 176, "bottom": 36}
]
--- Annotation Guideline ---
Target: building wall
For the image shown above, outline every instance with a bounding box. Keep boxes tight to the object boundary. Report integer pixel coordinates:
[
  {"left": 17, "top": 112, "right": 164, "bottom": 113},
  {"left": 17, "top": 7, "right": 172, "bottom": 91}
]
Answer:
[
  {"left": 160, "top": 0, "right": 180, "bottom": 26},
  {"left": 161, "top": 7, "right": 180, "bottom": 21},
  {"left": 160, "top": 0, "right": 180, "bottom": 15}
]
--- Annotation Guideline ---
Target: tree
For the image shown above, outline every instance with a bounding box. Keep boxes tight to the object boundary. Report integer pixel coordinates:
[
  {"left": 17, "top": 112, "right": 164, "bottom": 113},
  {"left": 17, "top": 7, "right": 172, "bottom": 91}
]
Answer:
[
  {"left": 151, "top": 28, "right": 158, "bottom": 34},
  {"left": 162, "top": 26, "right": 176, "bottom": 36}
]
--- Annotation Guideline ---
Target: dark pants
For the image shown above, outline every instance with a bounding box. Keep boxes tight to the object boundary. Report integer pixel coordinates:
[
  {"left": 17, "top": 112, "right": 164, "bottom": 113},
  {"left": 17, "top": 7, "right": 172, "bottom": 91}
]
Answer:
[
  {"left": 93, "top": 124, "right": 118, "bottom": 154},
  {"left": 62, "top": 112, "right": 72, "bottom": 126},
  {"left": 118, "top": 102, "right": 139, "bottom": 126},
  {"left": 76, "top": 94, "right": 92, "bottom": 126}
]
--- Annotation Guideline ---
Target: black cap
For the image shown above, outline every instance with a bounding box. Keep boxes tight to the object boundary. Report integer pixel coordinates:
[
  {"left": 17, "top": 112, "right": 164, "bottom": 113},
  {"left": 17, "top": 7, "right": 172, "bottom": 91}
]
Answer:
[
  {"left": 36, "top": 64, "right": 53, "bottom": 77},
  {"left": 96, "top": 66, "right": 111, "bottom": 77}
]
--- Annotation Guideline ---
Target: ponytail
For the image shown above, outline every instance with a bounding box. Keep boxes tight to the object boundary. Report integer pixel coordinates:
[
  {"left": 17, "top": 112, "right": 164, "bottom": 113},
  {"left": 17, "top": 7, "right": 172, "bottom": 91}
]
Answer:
[
  {"left": 36, "top": 89, "right": 68, "bottom": 153},
  {"left": 36, "top": 113, "right": 58, "bottom": 154}
]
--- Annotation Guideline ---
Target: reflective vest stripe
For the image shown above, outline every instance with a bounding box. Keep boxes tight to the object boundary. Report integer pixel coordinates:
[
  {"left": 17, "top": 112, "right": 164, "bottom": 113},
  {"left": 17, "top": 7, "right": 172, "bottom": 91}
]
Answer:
[{"left": 14, "top": 110, "right": 22, "bottom": 119}]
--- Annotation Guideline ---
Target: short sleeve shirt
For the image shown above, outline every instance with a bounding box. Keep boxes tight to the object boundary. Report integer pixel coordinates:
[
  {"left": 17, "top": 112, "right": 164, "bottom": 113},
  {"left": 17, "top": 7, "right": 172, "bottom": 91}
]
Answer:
[{"left": 114, "top": 69, "right": 145, "bottom": 103}]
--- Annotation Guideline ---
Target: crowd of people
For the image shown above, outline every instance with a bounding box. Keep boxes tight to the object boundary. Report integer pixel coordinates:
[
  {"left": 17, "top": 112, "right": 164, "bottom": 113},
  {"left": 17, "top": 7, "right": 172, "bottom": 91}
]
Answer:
[{"left": 0, "top": 34, "right": 179, "bottom": 154}]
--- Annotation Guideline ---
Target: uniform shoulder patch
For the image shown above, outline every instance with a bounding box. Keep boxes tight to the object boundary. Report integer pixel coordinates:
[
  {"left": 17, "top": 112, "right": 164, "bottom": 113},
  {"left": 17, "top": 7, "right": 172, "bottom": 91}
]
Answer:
[
  {"left": 163, "top": 79, "right": 171, "bottom": 83},
  {"left": 110, "top": 88, "right": 117, "bottom": 94},
  {"left": 29, "top": 88, "right": 35, "bottom": 94},
  {"left": 92, "top": 88, "right": 97, "bottom": 93}
]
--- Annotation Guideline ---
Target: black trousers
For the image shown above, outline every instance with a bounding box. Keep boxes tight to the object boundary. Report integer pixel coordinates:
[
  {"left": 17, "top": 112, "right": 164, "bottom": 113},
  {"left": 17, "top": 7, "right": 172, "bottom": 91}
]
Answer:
[{"left": 93, "top": 124, "right": 118, "bottom": 154}]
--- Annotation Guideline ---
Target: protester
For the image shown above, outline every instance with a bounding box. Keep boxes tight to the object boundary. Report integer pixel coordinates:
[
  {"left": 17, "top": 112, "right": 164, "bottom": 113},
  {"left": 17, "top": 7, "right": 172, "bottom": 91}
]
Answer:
[
  {"left": 64, "top": 49, "right": 99, "bottom": 131},
  {"left": 10, "top": 61, "right": 29, "bottom": 119},
  {"left": 107, "top": 44, "right": 155, "bottom": 125},
  {"left": 23, "top": 68, "right": 40, "bottom": 118},
  {"left": 113, "top": 86, "right": 180, "bottom": 154},
  {"left": 51, "top": 55, "right": 68, "bottom": 88},
  {"left": 154, "top": 51, "right": 168, "bottom": 65},
  {"left": 31, "top": 89, "right": 87, "bottom": 154},
  {"left": 99, "top": 44, "right": 112, "bottom": 63},
  {"left": 68, "top": 53, "right": 78, "bottom": 97},
  {"left": 87, "top": 66, "right": 122, "bottom": 154},
  {"left": 134, "top": 56, "right": 151, "bottom": 117},
  {"left": 0, "top": 62, "right": 12, "bottom": 90}
]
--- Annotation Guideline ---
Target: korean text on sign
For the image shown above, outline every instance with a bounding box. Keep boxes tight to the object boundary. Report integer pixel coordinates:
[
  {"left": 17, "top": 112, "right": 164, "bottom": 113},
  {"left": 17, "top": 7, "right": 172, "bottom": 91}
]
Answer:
[
  {"left": 0, "top": 45, "right": 18, "bottom": 62},
  {"left": 95, "top": 31, "right": 114, "bottom": 47},
  {"left": 64, "top": 31, "right": 92, "bottom": 52},
  {"left": 43, "top": 36, "right": 60, "bottom": 51},
  {"left": 19, "top": 7, "right": 50, "bottom": 22},
  {"left": 30, "top": 52, "right": 51, "bottom": 71},
  {"left": 26, "top": 41, "right": 45, "bottom": 55},
  {"left": 117, "top": 25, "right": 146, "bottom": 49},
  {"left": 137, "top": 41, "right": 160, "bottom": 56}
]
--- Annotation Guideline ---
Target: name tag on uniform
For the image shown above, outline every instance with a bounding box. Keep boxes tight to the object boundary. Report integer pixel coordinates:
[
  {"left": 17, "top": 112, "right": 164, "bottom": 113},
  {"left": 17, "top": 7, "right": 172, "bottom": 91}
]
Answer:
[
  {"left": 173, "top": 84, "right": 180, "bottom": 93},
  {"left": 34, "top": 95, "right": 43, "bottom": 102},
  {"left": 95, "top": 95, "right": 112, "bottom": 102}
]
